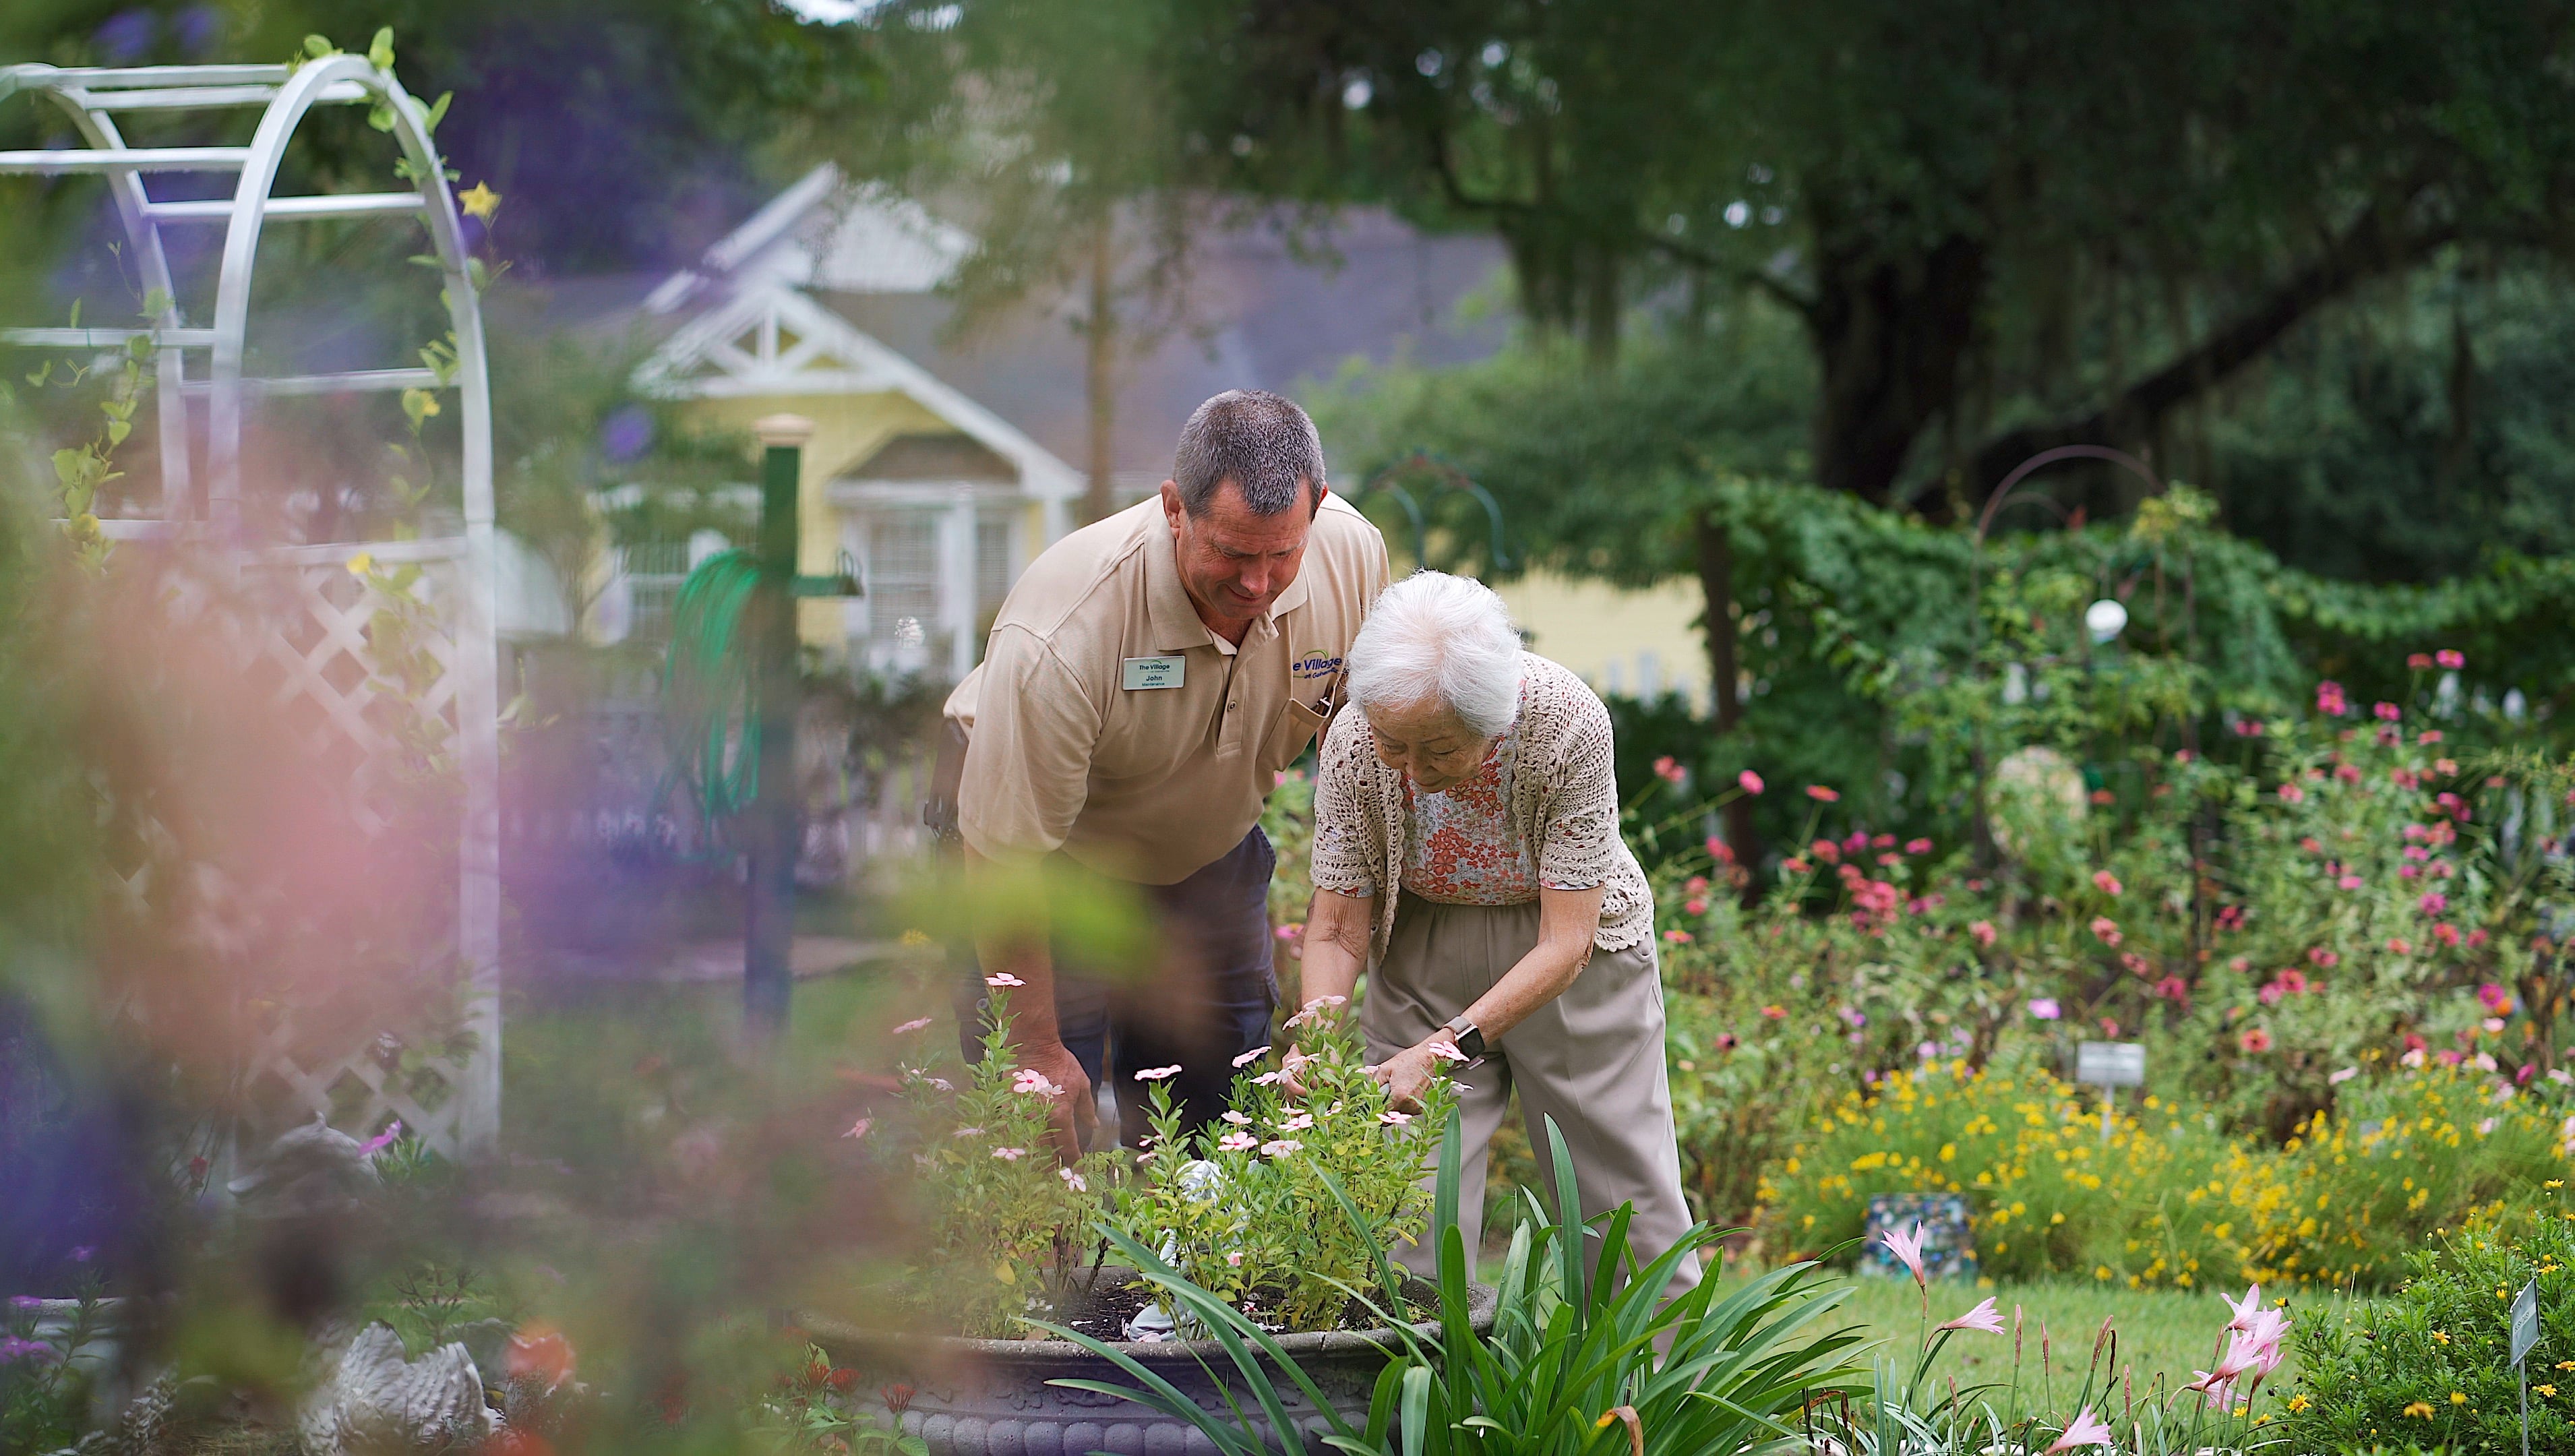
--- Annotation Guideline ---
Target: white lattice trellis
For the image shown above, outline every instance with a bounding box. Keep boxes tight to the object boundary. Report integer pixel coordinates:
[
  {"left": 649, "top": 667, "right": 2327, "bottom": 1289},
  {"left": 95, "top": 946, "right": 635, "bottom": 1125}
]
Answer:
[{"left": 3, "top": 60, "right": 503, "bottom": 1159}]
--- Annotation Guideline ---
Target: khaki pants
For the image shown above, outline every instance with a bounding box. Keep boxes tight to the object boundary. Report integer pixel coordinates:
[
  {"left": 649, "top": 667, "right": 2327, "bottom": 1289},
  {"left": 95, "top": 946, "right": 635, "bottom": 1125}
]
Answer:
[{"left": 1362, "top": 892, "right": 1701, "bottom": 1304}]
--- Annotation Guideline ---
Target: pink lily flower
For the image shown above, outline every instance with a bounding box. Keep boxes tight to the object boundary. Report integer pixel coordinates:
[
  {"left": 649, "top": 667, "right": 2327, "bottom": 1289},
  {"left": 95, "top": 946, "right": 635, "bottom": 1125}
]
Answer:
[
  {"left": 1938, "top": 1296, "right": 2005, "bottom": 1335},
  {"left": 2044, "top": 1407, "right": 2113, "bottom": 1453},
  {"left": 1880, "top": 1219, "right": 1929, "bottom": 1289}
]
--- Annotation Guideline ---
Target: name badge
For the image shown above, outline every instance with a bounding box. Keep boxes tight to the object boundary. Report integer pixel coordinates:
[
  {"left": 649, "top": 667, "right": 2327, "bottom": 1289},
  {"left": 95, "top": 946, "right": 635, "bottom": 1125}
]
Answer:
[{"left": 1122, "top": 655, "right": 1186, "bottom": 690}]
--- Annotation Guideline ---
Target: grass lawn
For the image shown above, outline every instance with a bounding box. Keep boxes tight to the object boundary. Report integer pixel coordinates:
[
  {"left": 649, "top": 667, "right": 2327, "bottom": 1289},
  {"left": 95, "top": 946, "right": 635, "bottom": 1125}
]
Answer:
[{"left": 1797, "top": 1270, "right": 2326, "bottom": 1414}]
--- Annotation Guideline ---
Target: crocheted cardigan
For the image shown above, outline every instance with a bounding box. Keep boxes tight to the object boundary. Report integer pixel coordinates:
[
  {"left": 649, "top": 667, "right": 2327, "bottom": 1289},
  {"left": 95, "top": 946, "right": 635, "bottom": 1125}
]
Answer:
[{"left": 1308, "top": 652, "right": 1655, "bottom": 964}]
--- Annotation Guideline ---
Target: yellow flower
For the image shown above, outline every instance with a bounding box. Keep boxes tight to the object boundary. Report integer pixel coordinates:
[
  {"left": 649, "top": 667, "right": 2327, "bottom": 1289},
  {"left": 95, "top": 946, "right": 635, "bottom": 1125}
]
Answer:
[
  {"left": 458, "top": 181, "right": 502, "bottom": 220},
  {"left": 2541, "top": 1385, "right": 2559, "bottom": 1398},
  {"left": 2404, "top": 1401, "right": 2435, "bottom": 1419},
  {"left": 2450, "top": 1392, "right": 2468, "bottom": 1405},
  {"left": 899, "top": 928, "right": 933, "bottom": 947},
  {"left": 345, "top": 551, "right": 375, "bottom": 575},
  {"left": 2286, "top": 1395, "right": 2311, "bottom": 1414}
]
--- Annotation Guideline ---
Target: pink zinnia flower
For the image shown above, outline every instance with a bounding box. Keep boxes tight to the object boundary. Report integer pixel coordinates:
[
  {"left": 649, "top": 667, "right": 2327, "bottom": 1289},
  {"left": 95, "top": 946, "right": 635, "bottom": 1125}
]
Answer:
[
  {"left": 2374, "top": 701, "right": 2401, "bottom": 721},
  {"left": 2437, "top": 648, "right": 2465, "bottom": 669},
  {"left": 1939, "top": 1296, "right": 2006, "bottom": 1335},
  {"left": 2241, "top": 1028, "right": 2273, "bottom": 1054},
  {"left": 2028, "top": 998, "right": 2061, "bottom": 1021},
  {"left": 2420, "top": 892, "right": 2450, "bottom": 915},
  {"left": 2092, "top": 870, "right": 2123, "bottom": 896},
  {"left": 2090, "top": 917, "right": 2122, "bottom": 946},
  {"left": 1737, "top": 770, "right": 1765, "bottom": 795},
  {"left": 2408, "top": 653, "right": 2433, "bottom": 670},
  {"left": 1906, "top": 838, "right": 1932, "bottom": 854},
  {"left": 2479, "top": 983, "right": 2514, "bottom": 1016},
  {"left": 1805, "top": 785, "right": 1840, "bottom": 802},
  {"left": 1970, "top": 920, "right": 1998, "bottom": 948},
  {"left": 2315, "top": 680, "right": 2348, "bottom": 716},
  {"left": 2277, "top": 783, "right": 2306, "bottom": 803}
]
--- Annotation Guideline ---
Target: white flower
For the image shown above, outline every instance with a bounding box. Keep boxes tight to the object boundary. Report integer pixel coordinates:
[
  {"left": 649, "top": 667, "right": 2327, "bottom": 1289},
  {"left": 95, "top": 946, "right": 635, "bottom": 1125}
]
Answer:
[
  {"left": 842, "top": 1118, "right": 873, "bottom": 1139},
  {"left": 892, "top": 1017, "right": 935, "bottom": 1035},
  {"left": 1219, "top": 1131, "right": 1258, "bottom": 1152},
  {"left": 1273, "top": 1112, "right": 1314, "bottom": 1132},
  {"left": 1134, "top": 1064, "right": 1185, "bottom": 1082},
  {"left": 952, "top": 1125, "right": 986, "bottom": 1137},
  {"left": 1424, "top": 1039, "right": 1470, "bottom": 1062},
  {"left": 1260, "top": 1139, "right": 1303, "bottom": 1157},
  {"left": 1379, "top": 1110, "right": 1414, "bottom": 1126},
  {"left": 1012, "top": 1069, "right": 1063, "bottom": 1097},
  {"left": 1059, "top": 1167, "right": 1087, "bottom": 1192},
  {"left": 985, "top": 973, "right": 1025, "bottom": 988},
  {"left": 992, "top": 1146, "right": 1028, "bottom": 1161},
  {"left": 1221, "top": 1110, "right": 1252, "bottom": 1126},
  {"left": 1250, "top": 1071, "right": 1283, "bottom": 1086},
  {"left": 1225, "top": 1251, "right": 1244, "bottom": 1267},
  {"left": 1232, "top": 1045, "right": 1271, "bottom": 1068}
]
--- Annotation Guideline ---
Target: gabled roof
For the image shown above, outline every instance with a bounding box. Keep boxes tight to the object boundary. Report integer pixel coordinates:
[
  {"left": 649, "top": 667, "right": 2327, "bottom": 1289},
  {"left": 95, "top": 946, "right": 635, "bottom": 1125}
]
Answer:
[
  {"left": 642, "top": 163, "right": 972, "bottom": 315},
  {"left": 634, "top": 280, "right": 1080, "bottom": 500},
  {"left": 851, "top": 431, "right": 1019, "bottom": 483}
]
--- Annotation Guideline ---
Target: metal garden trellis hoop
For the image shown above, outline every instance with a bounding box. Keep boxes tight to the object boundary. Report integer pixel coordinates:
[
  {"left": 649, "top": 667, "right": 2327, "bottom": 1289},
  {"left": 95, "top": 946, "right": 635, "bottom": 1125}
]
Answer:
[
  {"left": 1352, "top": 450, "right": 1512, "bottom": 574},
  {"left": 0, "top": 58, "right": 502, "bottom": 1156}
]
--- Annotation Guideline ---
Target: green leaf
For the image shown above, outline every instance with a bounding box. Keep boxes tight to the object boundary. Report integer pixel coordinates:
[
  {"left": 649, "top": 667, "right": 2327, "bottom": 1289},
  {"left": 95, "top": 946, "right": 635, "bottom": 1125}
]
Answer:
[
  {"left": 106, "top": 419, "right": 131, "bottom": 447},
  {"left": 65, "top": 298, "right": 80, "bottom": 329},
  {"left": 304, "top": 34, "right": 336, "bottom": 59},
  {"left": 53, "top": 448, "right": 86, "bottom": 489},
  {"left": 368, "top": 103, "right": 396, "bottom": 133},
  {"left": 421, "top": 91, "right": 452, "bottom": 135},
  {"left": 368, "top": 26, "right": 396, "bottom": 71}
]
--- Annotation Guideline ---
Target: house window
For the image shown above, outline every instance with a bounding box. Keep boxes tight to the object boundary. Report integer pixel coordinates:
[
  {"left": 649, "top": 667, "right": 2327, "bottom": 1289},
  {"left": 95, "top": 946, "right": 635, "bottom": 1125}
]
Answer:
[
  {"left": 867, "top": 508, "right": 946, "bottom": 665},
  {"left": 621, "top": 541, "right": 692, "bottom": 642},
  {"left": 975, "top": 516, "right": 1013, "bottom": 626}
]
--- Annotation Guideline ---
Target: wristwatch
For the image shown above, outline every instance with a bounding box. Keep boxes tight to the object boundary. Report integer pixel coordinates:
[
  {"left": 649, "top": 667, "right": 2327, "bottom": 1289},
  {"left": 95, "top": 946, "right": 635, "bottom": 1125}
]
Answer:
[{"left": 1442, "top": 1011, "right": 1487, "bottom": 1060}]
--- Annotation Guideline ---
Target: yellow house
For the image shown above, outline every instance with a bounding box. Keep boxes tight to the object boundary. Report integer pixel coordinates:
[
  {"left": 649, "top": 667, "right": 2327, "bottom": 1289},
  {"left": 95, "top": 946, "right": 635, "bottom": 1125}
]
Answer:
[{"left": 609, "top": 165, "right": 1708, "bottom": 706}]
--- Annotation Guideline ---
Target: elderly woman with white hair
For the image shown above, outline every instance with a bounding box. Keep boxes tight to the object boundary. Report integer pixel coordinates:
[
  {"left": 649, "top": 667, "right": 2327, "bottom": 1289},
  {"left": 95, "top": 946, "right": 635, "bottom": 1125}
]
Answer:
[{"left": 1294, "top": 570, "right": 1697, "bottom": 1297}]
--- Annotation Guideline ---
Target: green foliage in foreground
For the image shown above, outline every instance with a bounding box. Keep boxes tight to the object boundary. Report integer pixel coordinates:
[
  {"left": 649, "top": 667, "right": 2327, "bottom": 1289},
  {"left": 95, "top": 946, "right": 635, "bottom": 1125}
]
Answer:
[
  {"left": 2289, "top": 1206, "right": 2575, "bottom": 1456},
  {"left": 1043, "top": 1111, "right": 1869, "bottom": 1456}
]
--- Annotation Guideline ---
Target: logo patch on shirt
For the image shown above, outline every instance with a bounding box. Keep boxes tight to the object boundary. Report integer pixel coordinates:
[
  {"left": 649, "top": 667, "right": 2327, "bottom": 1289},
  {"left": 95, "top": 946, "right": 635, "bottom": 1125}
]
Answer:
[{"left": 1290, "top": 650, "right": 1343, "bottom": 682}]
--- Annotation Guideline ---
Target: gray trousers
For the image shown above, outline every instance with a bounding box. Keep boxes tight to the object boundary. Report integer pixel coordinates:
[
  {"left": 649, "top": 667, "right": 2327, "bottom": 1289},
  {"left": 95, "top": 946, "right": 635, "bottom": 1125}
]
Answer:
[{"left": 1361, "top": 892, "right": 1701, "bottom": 1304}]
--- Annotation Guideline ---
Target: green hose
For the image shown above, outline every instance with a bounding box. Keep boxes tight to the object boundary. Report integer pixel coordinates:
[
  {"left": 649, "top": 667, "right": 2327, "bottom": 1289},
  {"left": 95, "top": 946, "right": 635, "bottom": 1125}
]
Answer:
[{"left": 661, "top": 549, "right": 763, "bottom": 828}]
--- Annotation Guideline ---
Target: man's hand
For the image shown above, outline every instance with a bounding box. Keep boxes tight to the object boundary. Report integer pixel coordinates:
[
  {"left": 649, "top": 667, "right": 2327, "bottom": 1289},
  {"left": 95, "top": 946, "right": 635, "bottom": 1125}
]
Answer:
[
  {"left": 1367, "top": 1034, "right": 1461, "bottom": 1114},
  {"left": 1016, "top": 1036, "right": 1097, "bottom": 1164}
]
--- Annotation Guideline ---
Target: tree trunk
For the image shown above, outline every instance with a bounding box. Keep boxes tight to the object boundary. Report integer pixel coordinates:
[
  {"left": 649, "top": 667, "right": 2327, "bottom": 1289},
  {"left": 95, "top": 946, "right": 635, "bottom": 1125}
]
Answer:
[
  {"left": 1807, "top": 228, "right": 1989, "bottom": 504},
  {"left": 1693, "top": 510, "right": 1758, "bottom": 878},
  {"left": 1082, "top": 215, "right": 1119, "bottom": 526}
]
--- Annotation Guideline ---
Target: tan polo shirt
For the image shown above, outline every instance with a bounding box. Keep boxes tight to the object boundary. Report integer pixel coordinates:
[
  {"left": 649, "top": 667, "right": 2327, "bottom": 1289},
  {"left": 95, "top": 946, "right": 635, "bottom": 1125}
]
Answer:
[{"left": 944, "top": 493, "right": 1389, "bottom": 884}]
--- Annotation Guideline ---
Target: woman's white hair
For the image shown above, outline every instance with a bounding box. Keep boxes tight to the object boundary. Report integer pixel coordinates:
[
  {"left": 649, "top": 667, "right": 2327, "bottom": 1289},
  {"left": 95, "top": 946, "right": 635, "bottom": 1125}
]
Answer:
[{"left": 1347, "top": 570, "right": 1523, "bottom": 738}]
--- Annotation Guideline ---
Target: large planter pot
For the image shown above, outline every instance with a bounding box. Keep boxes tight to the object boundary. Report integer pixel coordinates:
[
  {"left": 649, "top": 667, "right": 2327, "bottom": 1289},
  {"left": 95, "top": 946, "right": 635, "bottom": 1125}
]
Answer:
[{"left": 808, "top": 1273, "right": 1497, "bottom": 1456}]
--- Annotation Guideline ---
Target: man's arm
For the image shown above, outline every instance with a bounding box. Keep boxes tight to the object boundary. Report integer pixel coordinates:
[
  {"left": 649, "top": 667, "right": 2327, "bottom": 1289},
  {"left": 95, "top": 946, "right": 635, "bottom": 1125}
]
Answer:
[
  {"left": 963, "top": 846, "right": 1096, "bottom": 1161},
  {"left": 956, "top": 630, "right": 1105, "bottom": 1163}
]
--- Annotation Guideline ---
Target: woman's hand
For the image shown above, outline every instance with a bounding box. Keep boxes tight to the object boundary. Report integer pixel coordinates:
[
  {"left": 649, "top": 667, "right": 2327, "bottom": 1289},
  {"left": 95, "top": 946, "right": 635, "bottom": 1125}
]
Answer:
[{"left": 1368, "top": 1034, "right": 1462, "bottom": 1114}]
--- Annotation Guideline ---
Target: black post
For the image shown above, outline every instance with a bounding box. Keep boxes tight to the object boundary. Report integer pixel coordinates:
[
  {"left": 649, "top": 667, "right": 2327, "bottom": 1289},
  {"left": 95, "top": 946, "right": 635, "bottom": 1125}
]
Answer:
[{"left": 745, "top": 414, "right": 811, "bottom": 1038}]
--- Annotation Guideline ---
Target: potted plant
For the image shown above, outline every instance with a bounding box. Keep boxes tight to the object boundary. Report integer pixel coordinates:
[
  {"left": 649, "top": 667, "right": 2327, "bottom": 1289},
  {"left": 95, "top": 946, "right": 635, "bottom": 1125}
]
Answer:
[{"left": 812, "top": 991, "right": 1494, "bottom": 1456}]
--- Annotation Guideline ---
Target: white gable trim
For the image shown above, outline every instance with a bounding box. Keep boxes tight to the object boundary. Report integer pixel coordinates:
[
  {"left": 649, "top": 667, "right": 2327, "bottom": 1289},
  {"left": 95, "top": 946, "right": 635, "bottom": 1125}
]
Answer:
[{"left": 634, "top": 282, "right": 1082, "bottom": 504}]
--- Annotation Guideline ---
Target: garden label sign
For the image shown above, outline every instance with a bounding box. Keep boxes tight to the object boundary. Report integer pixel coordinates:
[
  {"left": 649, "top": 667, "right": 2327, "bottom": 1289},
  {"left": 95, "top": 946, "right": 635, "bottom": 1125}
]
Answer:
[
  {"left": 2076, "top": 1041, "right": 2144, "bottom": 1142},
  {"left": 2516, "top": 1277, "right": 2540, "bottom": 1456}
]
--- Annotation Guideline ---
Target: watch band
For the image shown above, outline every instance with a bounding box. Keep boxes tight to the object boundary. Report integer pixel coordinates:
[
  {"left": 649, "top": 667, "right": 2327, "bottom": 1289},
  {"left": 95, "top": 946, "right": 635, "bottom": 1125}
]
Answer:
[{"left": 1441, "top": 1011, "right": 1486, "bottom": 1060}]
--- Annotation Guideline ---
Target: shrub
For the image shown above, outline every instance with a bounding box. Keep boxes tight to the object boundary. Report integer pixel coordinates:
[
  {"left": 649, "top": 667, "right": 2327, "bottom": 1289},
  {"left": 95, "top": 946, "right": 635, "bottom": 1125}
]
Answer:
[
  {"left": 1758, "top": 1055, "right": 2260, "bottom": 1289},
  {"left": 1761, "top": 1055, "right": 2575, "bottom": 1292},
  {"left": 2249, "top": 1061, "right": 2574, "bottom": 1287},
  {"left": 1109, "top": 1000, "right": 1449, "bottom": 1333},
  {"left": 2286, "top": 1199, "right": 2575, "bottom": 1454}
]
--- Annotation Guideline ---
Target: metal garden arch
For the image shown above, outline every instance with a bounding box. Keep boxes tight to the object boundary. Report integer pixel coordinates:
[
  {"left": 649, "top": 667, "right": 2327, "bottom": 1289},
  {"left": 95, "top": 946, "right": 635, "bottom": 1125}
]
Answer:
[{"left": 0, "top": 57, "right": 502, "bottom": 1157}]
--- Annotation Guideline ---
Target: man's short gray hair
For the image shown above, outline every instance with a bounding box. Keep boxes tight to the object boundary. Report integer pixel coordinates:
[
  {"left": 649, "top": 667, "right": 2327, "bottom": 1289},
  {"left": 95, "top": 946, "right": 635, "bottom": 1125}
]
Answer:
[
  {"left": 1172, "top": 389, "right": 1326, "bottom": 516},
  {"left": 1347, "top": 571, "right": 1523, "bottom": 739}
]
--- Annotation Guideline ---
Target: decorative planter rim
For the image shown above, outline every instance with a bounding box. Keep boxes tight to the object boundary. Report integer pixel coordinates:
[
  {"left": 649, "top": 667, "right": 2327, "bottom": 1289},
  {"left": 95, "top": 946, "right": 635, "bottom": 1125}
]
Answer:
[{"left": 801, "top": 1272, "right": 1498, "bottom": 1366}]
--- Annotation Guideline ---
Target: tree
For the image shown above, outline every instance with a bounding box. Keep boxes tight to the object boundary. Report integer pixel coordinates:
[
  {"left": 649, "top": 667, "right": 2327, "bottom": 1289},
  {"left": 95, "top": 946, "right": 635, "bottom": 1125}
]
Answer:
[{"left": 1165, "top": 0, "right": 2575, "bottom": 508}]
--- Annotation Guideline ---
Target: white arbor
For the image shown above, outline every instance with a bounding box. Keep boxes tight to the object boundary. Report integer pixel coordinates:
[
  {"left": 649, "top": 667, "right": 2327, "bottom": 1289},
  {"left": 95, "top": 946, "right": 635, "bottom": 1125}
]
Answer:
[{"left": 0, "top": 57, "right": 502, "bottom": 1157}]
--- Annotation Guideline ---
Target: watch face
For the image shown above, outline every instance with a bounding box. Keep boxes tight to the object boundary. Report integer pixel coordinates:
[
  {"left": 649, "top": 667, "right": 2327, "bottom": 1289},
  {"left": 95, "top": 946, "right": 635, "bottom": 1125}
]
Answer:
[{"left": 1456, "top": 1025, "right": 1487, "bottom": 1060}]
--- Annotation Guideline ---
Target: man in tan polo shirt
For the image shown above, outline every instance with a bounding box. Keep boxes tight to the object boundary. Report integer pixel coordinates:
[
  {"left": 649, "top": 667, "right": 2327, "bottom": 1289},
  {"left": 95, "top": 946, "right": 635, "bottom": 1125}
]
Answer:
[{"left": 944, "top": 390, "right": 1389, "bottom": 1157}]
